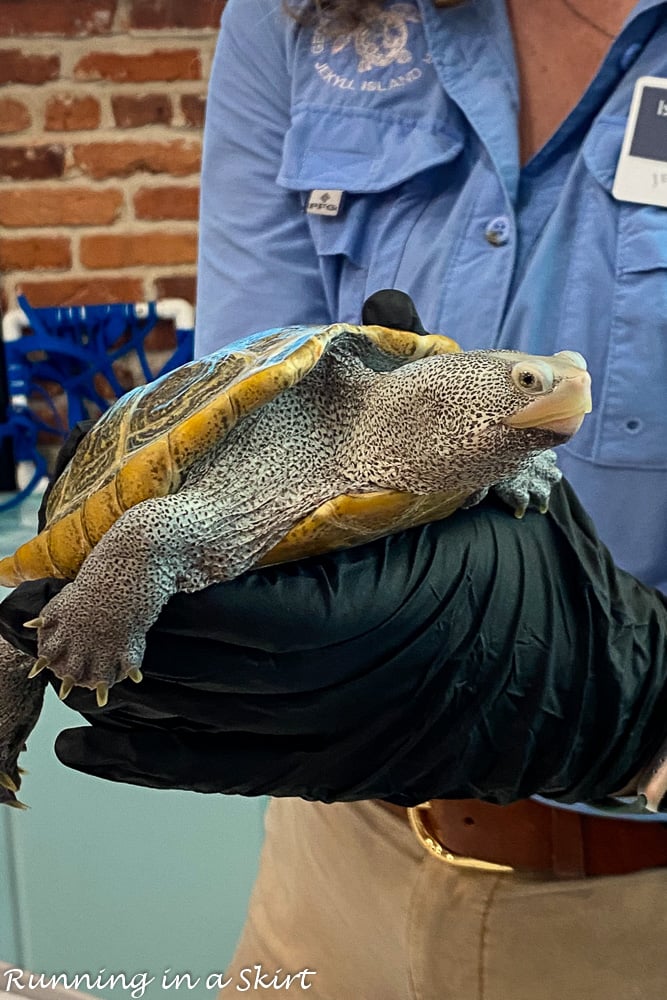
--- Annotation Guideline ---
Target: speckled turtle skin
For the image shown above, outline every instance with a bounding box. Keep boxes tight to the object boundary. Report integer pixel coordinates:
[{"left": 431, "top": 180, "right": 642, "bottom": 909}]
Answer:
[{"left": 0, "top": 322, "right": 591, "bottom": 807}]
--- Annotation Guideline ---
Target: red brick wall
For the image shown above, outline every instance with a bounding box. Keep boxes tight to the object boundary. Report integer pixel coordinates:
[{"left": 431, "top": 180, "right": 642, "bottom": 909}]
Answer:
[{"left": 0, "top": 0, "right": 226, "bottom": 314}]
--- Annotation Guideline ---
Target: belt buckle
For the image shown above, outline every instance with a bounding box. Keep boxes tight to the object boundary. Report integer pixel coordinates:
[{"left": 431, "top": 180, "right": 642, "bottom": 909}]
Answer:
[{"left": 407, "top": 801, "right": 514, "bottom": 874}]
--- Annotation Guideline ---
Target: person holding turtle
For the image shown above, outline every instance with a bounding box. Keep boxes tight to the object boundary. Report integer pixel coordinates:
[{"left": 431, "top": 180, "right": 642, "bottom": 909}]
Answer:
[{"left": 3, "top": 0, "right": 667, "bottom": 997}]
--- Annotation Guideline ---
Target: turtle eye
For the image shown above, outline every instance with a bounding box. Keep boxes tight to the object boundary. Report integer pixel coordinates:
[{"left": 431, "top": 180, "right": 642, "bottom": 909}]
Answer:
[{"left": 510, "top": 362, "right": 554, "bottom": 395}]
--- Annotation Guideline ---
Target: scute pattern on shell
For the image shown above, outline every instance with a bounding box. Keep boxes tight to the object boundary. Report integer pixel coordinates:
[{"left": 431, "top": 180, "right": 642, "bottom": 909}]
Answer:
[
  {"left": 45, "top": 395, "right": 135, "bottom": 524},
  {"left": 43, "top": 323, "right": 460, "bottom": 529}
]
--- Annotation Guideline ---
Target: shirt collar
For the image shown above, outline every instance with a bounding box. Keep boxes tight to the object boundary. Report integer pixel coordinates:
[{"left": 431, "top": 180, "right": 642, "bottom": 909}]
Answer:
[
  {"left": 418, "top": 0, "right": 667, "bottom": 199},
  {"left": 418, "top": 0, "right": 520, "bottom": 197},
  {"left": 629, "top": 0, "right": 667, "bottom": 19}
]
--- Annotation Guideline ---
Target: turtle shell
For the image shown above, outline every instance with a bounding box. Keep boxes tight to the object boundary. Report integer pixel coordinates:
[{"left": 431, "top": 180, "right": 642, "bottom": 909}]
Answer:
[{"left": 0, "top": 322, "right": 460, "bottom": 587}]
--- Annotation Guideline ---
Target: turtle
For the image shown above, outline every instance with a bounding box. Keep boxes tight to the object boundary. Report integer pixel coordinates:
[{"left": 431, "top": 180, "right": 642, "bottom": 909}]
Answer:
[
  {"left": 0, "top": 319, "right": 592, "bottom": 808},
  {"left": 330, "top": 2, "right": 422, "bottom": 72}
]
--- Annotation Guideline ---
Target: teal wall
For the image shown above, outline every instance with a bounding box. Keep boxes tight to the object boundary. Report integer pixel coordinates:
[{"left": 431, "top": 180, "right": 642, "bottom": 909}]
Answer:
[{"left": 1, "top": 498, "right": 266, "bottom": 999}]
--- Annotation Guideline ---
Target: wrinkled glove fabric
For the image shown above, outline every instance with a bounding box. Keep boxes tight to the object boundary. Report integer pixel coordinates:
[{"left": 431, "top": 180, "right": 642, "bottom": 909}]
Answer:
[
  {"left": 2, "top": 471, "right": 667, "bottom": 808},
  {"left": 2, "top": 290, "right": 666, "bottom": 808}
]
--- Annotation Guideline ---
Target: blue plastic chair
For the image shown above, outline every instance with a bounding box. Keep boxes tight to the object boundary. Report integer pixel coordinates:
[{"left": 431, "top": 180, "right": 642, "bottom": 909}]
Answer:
[{"left": 0, "top": 296, "right": 194, "bottom": 510}]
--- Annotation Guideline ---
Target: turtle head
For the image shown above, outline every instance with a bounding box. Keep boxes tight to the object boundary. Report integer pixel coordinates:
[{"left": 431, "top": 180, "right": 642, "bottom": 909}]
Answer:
[
  {"left": 362, "top": 347, "right": 591, "bottom": 494},
  {"left": 497, "top": 350, "right": 592, "bottom": 440},
  {"left": 417, "top": 347, "right": 592, "bottom": 489}
]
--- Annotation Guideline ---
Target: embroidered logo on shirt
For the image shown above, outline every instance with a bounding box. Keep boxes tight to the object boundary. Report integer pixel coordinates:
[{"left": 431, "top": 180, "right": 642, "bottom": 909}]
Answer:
[{"left": 311, "top": 2, "right": 428, "bottom": 91}]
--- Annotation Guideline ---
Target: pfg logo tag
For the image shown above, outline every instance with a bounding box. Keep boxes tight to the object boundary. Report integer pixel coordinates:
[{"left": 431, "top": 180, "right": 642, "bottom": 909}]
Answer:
[{"left": 306, "top": 190, "right": 344, "bottom": 216}]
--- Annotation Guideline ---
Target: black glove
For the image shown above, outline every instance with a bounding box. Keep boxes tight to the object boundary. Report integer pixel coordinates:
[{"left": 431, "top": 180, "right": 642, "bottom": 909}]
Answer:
[
  {"left": 361, "top": 288, "right": 430, "bottom": 334},
  {"left": 2, "top": 292, "right": 667, "bottom": 808}
]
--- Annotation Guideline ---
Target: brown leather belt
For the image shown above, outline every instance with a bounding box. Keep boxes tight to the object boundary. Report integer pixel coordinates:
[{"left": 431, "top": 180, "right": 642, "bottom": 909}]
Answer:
[{"left": 404, "top": 798, "right": 667, "bottom": 878}]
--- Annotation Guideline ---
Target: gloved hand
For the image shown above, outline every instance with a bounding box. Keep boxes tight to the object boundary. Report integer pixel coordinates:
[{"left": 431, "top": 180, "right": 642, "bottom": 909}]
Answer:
[
  {"left": 1, "top": 292, "right": 666, "bottom": 808},
  {"left": 361, "top": 288, "right": 431, "bottom": 334}
]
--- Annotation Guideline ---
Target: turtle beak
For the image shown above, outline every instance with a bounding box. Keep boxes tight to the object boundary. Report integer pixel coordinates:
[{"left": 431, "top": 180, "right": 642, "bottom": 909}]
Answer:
[{"left": 502, "top": 352, "right": 592, "bottom": 437}]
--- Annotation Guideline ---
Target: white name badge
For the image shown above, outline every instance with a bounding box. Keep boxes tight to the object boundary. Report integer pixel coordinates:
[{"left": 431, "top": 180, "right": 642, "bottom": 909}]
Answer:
[{"left": 613, "top": 76, "right": 667, "bottom": 207}]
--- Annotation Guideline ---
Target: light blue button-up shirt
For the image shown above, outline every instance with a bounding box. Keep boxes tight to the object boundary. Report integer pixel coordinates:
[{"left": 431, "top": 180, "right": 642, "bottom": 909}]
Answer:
[{"left": 197, "top": 0, "right": 667, "bottom": 597}]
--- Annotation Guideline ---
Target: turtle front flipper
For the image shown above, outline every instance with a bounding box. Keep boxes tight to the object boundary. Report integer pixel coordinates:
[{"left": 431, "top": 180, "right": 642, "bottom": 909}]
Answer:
[
  {"left": 0, "top": 634, "right": 47, "bottom": 809},
  {"left": 29, "top": 500, "right": 170, "bottom": 705},
  {"left": 491, "top": 450, "right": 564, "bottom": 517},
  {"left": 463, "top": 450, "right": 564, "bottom": 518},
  {"left": 28, "top": 486, "right": 251, "bottom": 703}
]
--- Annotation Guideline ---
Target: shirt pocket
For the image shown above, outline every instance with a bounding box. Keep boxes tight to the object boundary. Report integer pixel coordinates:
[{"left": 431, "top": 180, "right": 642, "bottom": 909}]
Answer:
[
  {"left": 277, "top": 107, "right": 464, "bottom": 305},
  {"left": 569, "top": 117, "right": 667, "bottom": 470}
]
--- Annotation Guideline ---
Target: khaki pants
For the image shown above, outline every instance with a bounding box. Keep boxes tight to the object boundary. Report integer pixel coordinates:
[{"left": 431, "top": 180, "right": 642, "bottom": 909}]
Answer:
[{"left": 225, "top": 796, "right": 667, "bottom": 1000}]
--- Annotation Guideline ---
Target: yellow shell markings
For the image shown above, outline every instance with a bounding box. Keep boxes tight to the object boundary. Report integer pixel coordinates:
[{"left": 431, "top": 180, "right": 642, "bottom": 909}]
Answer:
[
  {"left": 0, "top": 323, "right": 460, "bottom": 586},
  {"left": 260, "top": 489, "right": 471, "bottom": 567}
]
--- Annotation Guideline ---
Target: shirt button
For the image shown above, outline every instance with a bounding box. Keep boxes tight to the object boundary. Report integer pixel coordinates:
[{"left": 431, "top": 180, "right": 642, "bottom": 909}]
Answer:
[{"left": 485, "top": 215, "right": 511, "bottom": 246}]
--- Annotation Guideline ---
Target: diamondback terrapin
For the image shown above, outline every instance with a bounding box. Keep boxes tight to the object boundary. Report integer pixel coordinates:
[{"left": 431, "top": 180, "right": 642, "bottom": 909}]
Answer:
[{"left": 0, "top": 320, "right": 591, "bottom": 807}]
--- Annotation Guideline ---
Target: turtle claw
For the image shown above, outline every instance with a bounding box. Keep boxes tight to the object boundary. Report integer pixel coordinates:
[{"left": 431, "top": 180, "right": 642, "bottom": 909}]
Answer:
[
  {"left": 31, "top": 583, "right": 148, "bottom": 700},
  {"left": 58, "top": 677, "right": 75, "bottom": 701},
  {"left": 493, "top": 450, "right": 562, "bottom": 517},
  {"left": 23, "top": 617, "right": 46, "bottom": 629},
  {"left": 28, "top": 656, "right": 49, "bottom": 679},
  {"left": 0, "top": 636, "right": 44, "bottom": 815},
  {"left": 0, "top": 771, "right": 18, "bottom": 793},
  {"left": 0, "top": 782, "right": 28, "bottom": 810}
]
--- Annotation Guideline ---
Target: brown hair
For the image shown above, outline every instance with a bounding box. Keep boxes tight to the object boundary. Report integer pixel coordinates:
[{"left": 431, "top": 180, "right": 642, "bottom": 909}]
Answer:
[{"left": 284, "top": 0, "right": 466, "bottom": 38}]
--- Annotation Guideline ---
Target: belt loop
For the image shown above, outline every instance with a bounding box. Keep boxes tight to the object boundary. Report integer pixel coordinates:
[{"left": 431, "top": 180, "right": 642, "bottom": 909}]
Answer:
[{"left": 550, "top": 806, "right": 586, "bottom": 878}]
